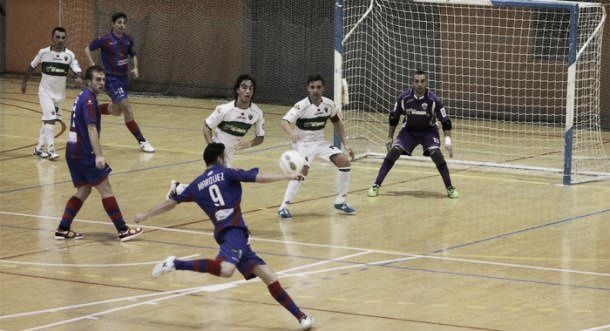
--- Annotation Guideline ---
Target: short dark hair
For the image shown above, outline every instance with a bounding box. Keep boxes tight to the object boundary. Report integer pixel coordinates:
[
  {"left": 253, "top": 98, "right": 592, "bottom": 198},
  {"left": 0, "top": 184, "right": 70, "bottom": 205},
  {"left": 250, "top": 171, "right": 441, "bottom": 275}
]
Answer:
[
  {"left": 51, "top": 27, "right": 66, "bottom": 37},
  {"left": 85, "top": 65, "right": 105, "bottom": 80},
  {"left": 413, "top": 70, "right": 427, "bottom": 77},
  {"left": 307, "top": 74, "right": 325, "bottom": 85},
  {"left": 233, "top": 74, "right": 256, "bottom": 100},
  {"left": 112, "top": 12, "right": 127, "bottom": 23},
  {"left": 203, "top": 143, "right": 226, "bottom": 166}
]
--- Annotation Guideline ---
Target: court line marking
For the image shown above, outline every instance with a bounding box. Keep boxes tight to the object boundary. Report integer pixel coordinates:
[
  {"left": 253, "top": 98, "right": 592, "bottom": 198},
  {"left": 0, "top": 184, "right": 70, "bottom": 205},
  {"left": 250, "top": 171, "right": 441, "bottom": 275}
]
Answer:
[
  {"left": 0, "top": 254, "right": 199, "bottom": 268},
  {"left": 579, "top": 324, "right": 610, "bottom": 331},
  {"left": 4, "top": 251, "right": 378, "bottom": 324},
  {"left": 1, "top": 210, "right": 608, "bottom": 277}
]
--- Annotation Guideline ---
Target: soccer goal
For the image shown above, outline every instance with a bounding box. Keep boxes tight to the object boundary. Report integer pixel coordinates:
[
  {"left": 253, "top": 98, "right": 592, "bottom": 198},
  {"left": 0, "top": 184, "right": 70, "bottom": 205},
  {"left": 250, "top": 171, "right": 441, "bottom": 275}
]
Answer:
[{"left": 335, "top": 0, "right": 608, "bottom": 184}]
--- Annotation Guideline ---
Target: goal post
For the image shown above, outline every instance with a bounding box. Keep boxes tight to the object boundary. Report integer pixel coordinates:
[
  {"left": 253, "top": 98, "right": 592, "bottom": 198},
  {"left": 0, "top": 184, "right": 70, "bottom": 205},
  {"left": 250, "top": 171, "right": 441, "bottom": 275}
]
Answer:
[{"left": 336, "top": 0, "right": 608, "bottom": 184}]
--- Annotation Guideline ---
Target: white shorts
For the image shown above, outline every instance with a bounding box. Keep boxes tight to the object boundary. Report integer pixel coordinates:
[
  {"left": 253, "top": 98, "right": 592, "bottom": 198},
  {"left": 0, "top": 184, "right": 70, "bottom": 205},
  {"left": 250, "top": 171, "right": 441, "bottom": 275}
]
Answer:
[
  {"left": 39, "top": 93, "right": 63, "bottom": 121},
  {"left": 293, "top": 140, "right": 343, "bottom": 167}
]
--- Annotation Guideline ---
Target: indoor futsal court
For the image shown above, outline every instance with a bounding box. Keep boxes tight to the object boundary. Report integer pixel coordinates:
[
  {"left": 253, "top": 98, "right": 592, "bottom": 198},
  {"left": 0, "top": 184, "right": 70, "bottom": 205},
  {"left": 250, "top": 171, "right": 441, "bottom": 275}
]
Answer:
[
  {"left": 2, "top": 0, "right": 610, "bottom": 330},
  {"left": 1, "top": 77, "right": 609, "bottom": 330}
]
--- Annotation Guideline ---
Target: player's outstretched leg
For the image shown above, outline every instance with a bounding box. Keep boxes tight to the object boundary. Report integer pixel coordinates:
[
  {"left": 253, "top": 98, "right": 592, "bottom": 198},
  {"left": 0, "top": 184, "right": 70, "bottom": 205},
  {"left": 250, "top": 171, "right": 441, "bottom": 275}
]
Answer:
[
  {"left": 152, "top": 256, "right": 176, "bottom": 278},
  {"left": 368, "top": 146, "right": 402, "bottom": 197},
  {"left": 255, "top": 265, "right": 314, "bottom": 330},
  {"left": 429, "top": 149, "right": 459, "bottom": 199}
]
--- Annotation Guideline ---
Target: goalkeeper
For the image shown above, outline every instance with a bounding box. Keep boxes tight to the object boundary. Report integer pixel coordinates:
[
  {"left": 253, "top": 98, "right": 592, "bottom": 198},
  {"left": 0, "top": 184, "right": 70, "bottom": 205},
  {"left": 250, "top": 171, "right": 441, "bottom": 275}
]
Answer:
[{"left": 367, "top": 70, "right": 459, "bottom": 199}]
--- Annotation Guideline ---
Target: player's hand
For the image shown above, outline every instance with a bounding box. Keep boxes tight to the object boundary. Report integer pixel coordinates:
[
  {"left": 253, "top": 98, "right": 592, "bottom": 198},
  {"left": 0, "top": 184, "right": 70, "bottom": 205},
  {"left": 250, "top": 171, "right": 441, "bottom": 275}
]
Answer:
[
  {"left": 444, "top": 136, "right": 453, "bottom": 158},
  {"left": 95, "top": 156, "right": 106, "bottom": 169},
  {"left": 289, "top": 132, "right": 299, "bottom": 143},
  {"left": 131, "top": 68, "right": 139, "bottom": 79},
  {"left": 21, "top": 81, "right": 27, "bottom": 94},
  {"left": 385, "top": 139, "right": 393, "bottom": 153},
  {"left": 234, "top": 140, "right": 250, "bottom": 151},
  {"left": 344, "top": 144, "right": 355, "bottom": 161},
  {"left": 134, "top": 213, "right": 146, "bottom": 224},
  {"left": 291, "top": 173, "right": 305, "bottom": 182}
]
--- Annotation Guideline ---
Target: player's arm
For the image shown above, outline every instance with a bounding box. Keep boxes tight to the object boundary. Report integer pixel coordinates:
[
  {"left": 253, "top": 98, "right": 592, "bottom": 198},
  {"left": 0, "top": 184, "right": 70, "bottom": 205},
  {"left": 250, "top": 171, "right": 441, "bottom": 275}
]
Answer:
[
  {"left": 131, "top": 55, "right": 139, "bottom": 79},
  {"left": 84, "top": 46, "right": 95, "bottom": 66},
  {"left": 435, "top": 102, "right": 453, "bottom": 157},
  {"left": 281, "top": 119, "right": 298, "bottom": 143},
  {"left": 387, "top": 108, "right": 400, "bottom": 152},
  {"left": 21, "top": 65, "right": 35, "bottom": 93},
  {"left": 255, "top": 172, "right": 304, "bottom": 183},
  {"left": 87, "top": 124, "right": 106, "bottom": 169},
  {"left": 331, "top": 116, "right": 355, "bottom": 160},
  {"left": 134, "top": 199, "right": 177, "bottom": 224},
  {"left": 235, "top": 135, "right": 264, "bottom": 151},
  {"left": 202, "top": 122, "right": 214, "bottom": 144}
]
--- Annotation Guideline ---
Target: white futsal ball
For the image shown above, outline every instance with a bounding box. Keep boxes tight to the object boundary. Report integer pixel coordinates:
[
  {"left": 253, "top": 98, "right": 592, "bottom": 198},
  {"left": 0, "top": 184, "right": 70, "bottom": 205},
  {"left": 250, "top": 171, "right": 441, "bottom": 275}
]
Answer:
[{"left": 279, "top": 150, "right": 304, "bottom": 175}]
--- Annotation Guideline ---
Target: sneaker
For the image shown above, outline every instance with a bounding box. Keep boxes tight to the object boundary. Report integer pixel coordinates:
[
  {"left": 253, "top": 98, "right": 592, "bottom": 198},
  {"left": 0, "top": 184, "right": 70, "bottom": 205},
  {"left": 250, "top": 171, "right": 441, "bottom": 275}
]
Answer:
[
  {"left": 367, "top": 184, "right": 380, "bottom": 197},
  {"left": 447, "top": 186, "right": 459, "bottom": 199},
  {"left": 299, "top": 314, "right": 314, "bottom": 331},
  {"left": 334, "top": 202, "right": 356, "bottom": 214},
  {"left": 54, "top": 229, "right": 84, "bottom": 240},
  {"left": 139, "top": 140, "right": 155, "bottom": 153},
  {"left": 48, "top": 151, "right": 60, "bottom": 161},
  {"left": 33, "top": 147, "right": 49, "bottom": 158},
  {"left": 166, "top": 180, "right": 180, "bottom": 200},
  {"left": 118, "top": 227, "right": 143, "bottom": 242},
  {"left": 152, "top": 255, "right": 176, "bottom": 279},
  {"left": 278, "top": 207, "right": 292, "bottom": 219}
]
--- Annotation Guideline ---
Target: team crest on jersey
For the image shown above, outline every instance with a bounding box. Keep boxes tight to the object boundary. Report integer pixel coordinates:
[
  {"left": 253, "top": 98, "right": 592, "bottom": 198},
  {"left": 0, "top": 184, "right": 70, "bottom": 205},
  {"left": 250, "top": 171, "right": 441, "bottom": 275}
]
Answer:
[
  {"left": 295, "top": 104, "right": 300, "bottom": 110},
  {"left": 324, "top": 107, "right": 328, "bottom": 113},
  {"left": 422, "top": 103, "right": 428, "bottom": 111},
  {"left": 64, "top": 56, "right": 69, "bottom": 61},
  {"left": 248, "top": 114, "right": 253, "bottom": 120}
]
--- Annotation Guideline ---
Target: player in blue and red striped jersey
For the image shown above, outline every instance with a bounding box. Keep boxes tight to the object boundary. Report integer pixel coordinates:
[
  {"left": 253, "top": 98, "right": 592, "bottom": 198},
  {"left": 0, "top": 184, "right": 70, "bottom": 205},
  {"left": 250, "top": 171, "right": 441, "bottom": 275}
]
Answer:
[
  {"left": 54, "top": 65, "right": 143, "bottom": 241},
  {"left": 368, "top": 70, "right": 459, "bottom": 199},
  {"left": 84, "top": 12, "right": 154, "bottom": 153},
  {"left": 134, "top": 143, "right": 314, "bottom": 331}
]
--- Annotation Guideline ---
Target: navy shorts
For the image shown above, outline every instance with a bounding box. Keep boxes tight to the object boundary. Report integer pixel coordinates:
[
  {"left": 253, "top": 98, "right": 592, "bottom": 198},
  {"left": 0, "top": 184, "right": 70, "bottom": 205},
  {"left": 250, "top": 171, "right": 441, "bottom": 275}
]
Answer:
[
  {"left": 216, "top": 228, "right": 266, "bottom": 280},
  {"left": 66, "top": 157, "right": 112, "bottom": 187},
  {"left": 394, "top": 128, "right": 440, "bottom": 155},
  {"left": 105, "top": 74, "right": 128, "bottom": 103}
]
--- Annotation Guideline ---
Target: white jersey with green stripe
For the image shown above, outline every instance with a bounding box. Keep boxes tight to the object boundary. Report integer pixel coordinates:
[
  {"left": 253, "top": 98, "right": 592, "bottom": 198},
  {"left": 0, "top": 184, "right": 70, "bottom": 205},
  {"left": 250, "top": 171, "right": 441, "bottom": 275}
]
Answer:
[
  {"left": 282, "top": 96, "right": 338, "bottom": 143},
  {"left": 30, "top": 46, "right": 81, "bottom": 100},
  {"left": 205, "top": 100, "right": 265, "bottom": 149}
]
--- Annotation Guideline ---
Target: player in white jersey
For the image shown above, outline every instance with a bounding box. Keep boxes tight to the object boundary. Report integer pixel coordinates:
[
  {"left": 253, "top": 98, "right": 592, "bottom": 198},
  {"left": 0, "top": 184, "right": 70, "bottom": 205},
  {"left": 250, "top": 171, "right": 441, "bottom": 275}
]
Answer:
[
  {"left": 169, "top": 75, "right": 265, "bottom": 197},
  {"left": 22, "top": 27, "right": 82, "bottom": 160},
  {"left": 277, "top": 74, "right": 356, "bottom": 219}
]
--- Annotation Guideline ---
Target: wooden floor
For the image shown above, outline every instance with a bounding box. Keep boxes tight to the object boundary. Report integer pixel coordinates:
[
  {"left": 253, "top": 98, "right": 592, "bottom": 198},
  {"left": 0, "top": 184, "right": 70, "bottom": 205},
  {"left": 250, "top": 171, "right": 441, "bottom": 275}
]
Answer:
[{"left": 1, "top": 77, "right": 609, "bottom": 331}]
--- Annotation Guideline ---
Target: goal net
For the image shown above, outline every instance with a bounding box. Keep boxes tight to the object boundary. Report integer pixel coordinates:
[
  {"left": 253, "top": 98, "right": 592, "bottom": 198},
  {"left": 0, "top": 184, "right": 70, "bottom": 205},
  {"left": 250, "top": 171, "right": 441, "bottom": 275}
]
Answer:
[{"left": 340, "top": 0, "right": 608, "bottom": 184}]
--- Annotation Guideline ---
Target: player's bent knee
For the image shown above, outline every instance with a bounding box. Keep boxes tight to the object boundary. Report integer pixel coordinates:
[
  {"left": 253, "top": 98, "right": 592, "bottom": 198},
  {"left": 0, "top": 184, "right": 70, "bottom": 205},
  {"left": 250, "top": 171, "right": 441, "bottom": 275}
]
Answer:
[
  {"left": 220, "top": 262, "right": 236, "bottom": 278},
  {"left": 429, "top": 149, "right": 446, "bottom": 166},
  {"left": 386, "top": 147, "right": 402, "bottom": 162}
]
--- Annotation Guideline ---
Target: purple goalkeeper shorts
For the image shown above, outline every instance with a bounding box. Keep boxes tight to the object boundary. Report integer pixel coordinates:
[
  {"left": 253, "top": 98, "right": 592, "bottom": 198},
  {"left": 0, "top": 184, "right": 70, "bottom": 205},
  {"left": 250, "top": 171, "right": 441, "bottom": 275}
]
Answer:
[
  {"left": 105, "top": 74, "right": 128, "bottom": 103},
  {"left": 394, "top": 128, "right": 440, "bottom": 155},
  {"left": 216, "top": 227, "right": 266, "bottom": 280}
]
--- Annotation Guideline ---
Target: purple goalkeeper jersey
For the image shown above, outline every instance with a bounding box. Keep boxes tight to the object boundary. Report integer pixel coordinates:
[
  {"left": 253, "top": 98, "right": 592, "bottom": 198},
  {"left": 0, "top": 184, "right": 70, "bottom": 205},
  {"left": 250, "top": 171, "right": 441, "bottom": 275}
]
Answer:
[
  {"left": 65, "top": 88, "right": 100, "bottom": 160},
  {"left": 392, "top": 88, "right": 450, "bottom": 134},
  {"left": 88, "top": 31, "right": 136, "bottom": 77},
  {"left": 175, "top": 165, "right": 259, "bottom": 242}
]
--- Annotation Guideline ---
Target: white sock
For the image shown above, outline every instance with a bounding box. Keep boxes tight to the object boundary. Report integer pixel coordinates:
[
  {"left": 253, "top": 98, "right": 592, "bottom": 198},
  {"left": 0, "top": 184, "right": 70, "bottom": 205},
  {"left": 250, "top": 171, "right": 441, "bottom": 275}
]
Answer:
[
  {"left": 44, "top": 123, "right": 55, "bottom": 152},
  {"left": 36, "top": 124, "right": 46, "bottom": 150},
  {"left": 176, "top": 183, "right": 188, "bottom": 195},
  {"left": 335, "top": 168, "right": 351, "bottom": 204},
  {"left": 280, "top": 180, "right": 302, "bottom": 210}
]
